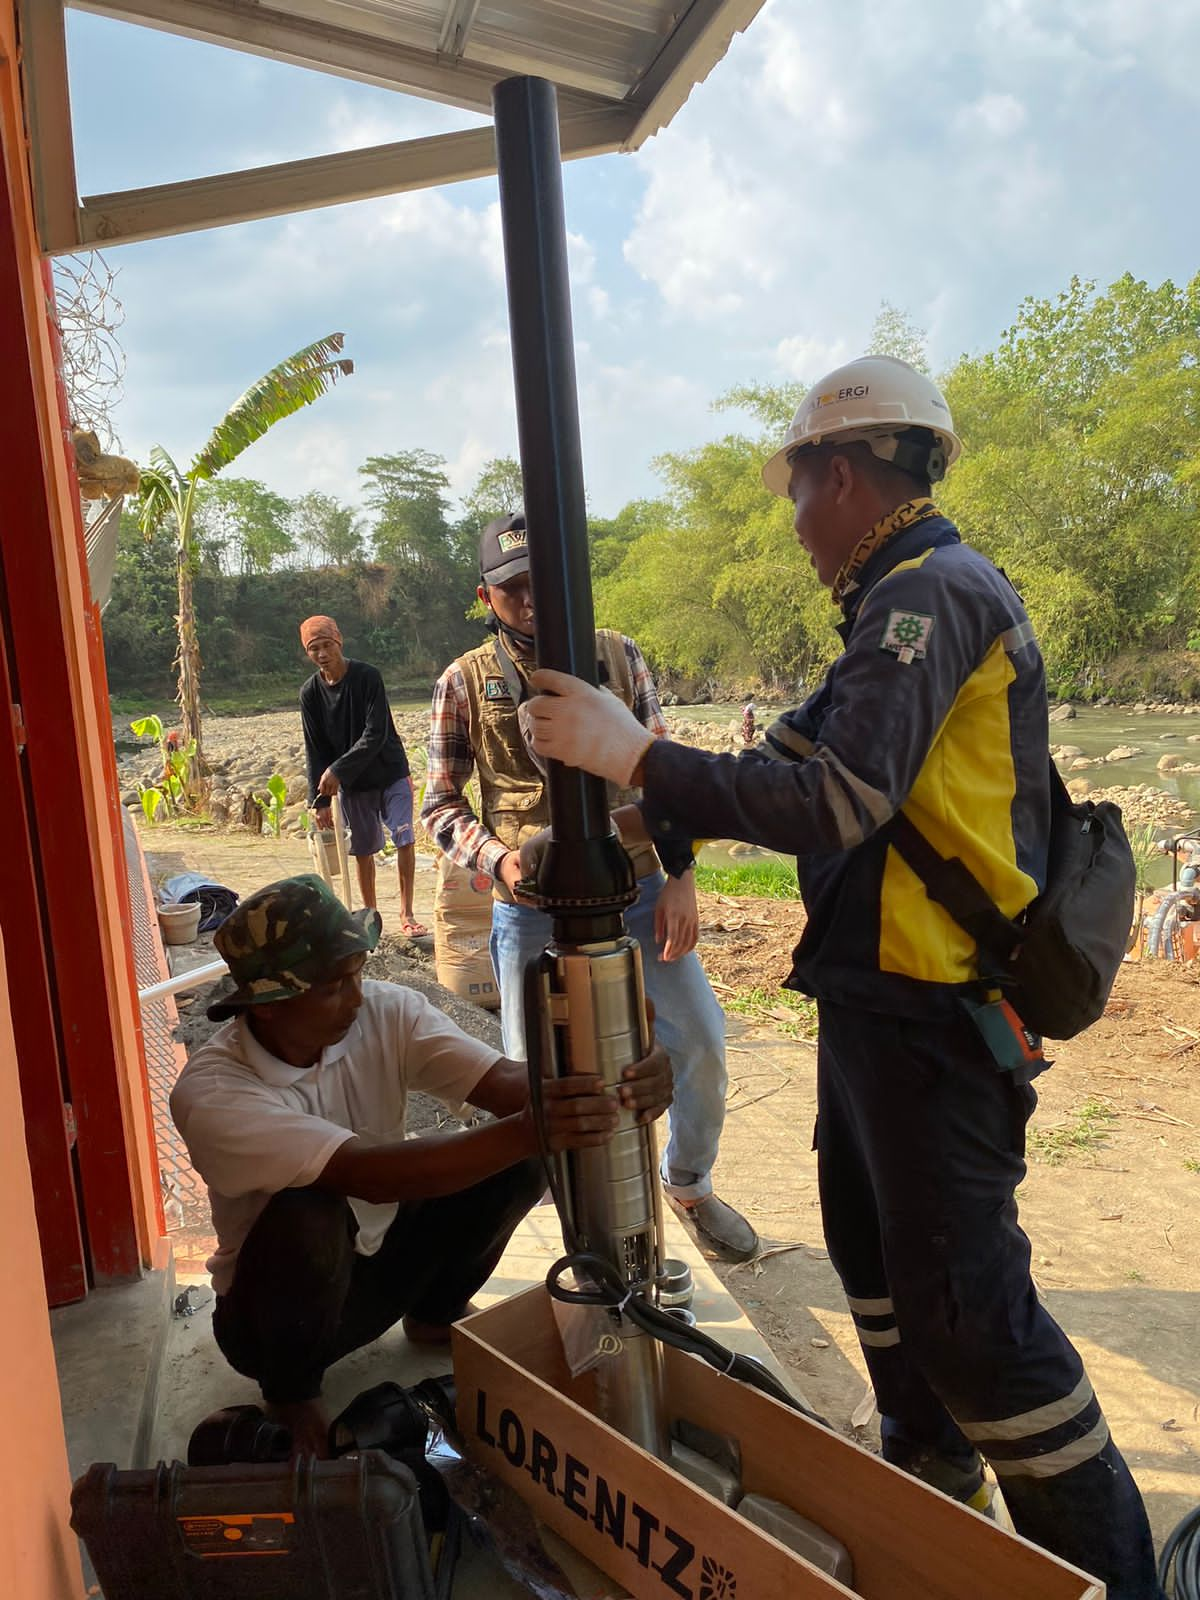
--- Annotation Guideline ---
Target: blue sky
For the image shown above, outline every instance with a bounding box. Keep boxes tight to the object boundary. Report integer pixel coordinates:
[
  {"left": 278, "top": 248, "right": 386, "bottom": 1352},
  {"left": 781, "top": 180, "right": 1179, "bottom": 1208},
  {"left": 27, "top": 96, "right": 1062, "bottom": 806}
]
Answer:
[{"left": 65, "top": 0, "right": 1200, "bottom": 519}]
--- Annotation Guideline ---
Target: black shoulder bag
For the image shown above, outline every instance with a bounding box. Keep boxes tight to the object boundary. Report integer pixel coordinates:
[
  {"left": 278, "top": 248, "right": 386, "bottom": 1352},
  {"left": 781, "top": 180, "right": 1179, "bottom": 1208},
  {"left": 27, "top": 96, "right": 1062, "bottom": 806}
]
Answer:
[{"left": 888, "top": 763, "right": 1135, "bottom": 1040}]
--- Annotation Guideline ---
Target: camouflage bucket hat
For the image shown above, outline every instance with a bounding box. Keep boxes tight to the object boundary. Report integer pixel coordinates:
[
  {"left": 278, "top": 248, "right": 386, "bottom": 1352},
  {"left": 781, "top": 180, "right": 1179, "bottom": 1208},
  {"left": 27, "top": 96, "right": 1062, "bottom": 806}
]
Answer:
[{"left": 206, "top": 874, "right": 381, "bottom": 1022}]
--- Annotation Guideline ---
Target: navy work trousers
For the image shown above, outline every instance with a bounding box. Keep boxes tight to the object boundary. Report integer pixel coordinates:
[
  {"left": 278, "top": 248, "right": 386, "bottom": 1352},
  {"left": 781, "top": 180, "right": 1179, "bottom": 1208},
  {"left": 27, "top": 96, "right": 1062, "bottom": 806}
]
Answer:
[
  {"left": 816, "top": 999, "right": 1162, "bottom": 1599},
  {"left": 214, "top": 1159, "right": 544, "bottom": 1405}
]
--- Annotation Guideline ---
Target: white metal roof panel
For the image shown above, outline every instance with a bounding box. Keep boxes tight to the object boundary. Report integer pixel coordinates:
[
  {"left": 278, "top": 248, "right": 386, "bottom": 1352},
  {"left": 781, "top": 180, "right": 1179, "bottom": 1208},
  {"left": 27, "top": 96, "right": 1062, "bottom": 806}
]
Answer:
[{"left": 31, "top": 0, "right": 766, "bottom": 250}]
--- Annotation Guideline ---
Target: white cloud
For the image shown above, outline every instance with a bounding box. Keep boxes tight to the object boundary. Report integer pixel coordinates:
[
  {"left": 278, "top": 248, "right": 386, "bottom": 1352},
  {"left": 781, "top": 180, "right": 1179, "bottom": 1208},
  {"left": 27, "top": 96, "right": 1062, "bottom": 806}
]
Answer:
[
  {"left": 77, "top": 0, "right": 1200, "bottom": 521},
  {"left": 623, "top": 135, "right": 781, "bottom": 316},
  {"left": 956, "top": 92, "right": 1027, "bottom": 137},
  {"left": 774, "top": 335, "right": 851, "bottom": 384}
]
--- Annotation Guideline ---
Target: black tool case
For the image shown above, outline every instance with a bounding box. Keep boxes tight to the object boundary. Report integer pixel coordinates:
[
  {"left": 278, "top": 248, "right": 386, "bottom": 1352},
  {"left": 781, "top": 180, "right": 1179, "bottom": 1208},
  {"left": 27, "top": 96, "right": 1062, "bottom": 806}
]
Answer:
[{"left": 71, "top": 1451, "right": 435, "bottom": 1599}]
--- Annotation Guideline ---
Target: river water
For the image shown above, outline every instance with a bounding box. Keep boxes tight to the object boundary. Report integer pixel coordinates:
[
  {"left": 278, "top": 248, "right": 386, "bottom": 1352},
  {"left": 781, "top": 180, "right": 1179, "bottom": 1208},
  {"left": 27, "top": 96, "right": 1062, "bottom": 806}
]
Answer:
[{"left": 660, "top": 703, "right": 1200, "bottom": 878}]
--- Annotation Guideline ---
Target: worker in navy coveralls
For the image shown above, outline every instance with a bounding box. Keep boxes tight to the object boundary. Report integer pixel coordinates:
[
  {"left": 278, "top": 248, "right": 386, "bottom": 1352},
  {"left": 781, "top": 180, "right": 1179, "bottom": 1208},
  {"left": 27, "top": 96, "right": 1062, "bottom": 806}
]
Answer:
[{"left": 523, "top": 356, "right": 1163, "bottom": 1599}]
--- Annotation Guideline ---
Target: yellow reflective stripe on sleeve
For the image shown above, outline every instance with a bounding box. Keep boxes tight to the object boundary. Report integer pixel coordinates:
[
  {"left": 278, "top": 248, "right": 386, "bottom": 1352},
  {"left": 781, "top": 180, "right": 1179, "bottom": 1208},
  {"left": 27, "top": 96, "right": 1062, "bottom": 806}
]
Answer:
[
  {"left": 1000, "top": 620, "right": 1036, "bottom": 652},
  {"left": 819, "top": 745, "right": 893, "bottom": 830},
  {"left": 986, "top": 1419, "right": 1110, "bottom": 1480},
  {"left": 960, "top": 1376, "right": 1095, "bottom": 1444},
  {"left": 764, "top": 718, "right": 815, "bottom": 759},
  {"left": 816, "top": 763, "right": 865, "bottom": 848}
]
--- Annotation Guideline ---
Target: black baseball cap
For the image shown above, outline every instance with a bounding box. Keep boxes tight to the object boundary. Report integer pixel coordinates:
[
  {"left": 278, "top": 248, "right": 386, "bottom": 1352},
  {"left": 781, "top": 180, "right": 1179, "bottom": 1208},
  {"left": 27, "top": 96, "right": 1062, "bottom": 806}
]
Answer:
[{"left": 479, "top": 512, "right": 529, "bottom": 586}]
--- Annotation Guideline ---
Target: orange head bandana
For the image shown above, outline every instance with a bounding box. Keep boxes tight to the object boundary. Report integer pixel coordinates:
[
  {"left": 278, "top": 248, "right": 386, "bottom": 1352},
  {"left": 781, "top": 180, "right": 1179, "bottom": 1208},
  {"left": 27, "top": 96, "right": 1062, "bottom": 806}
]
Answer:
[{"left": 300, "top": 615, "right": 342, "bottom": 650}]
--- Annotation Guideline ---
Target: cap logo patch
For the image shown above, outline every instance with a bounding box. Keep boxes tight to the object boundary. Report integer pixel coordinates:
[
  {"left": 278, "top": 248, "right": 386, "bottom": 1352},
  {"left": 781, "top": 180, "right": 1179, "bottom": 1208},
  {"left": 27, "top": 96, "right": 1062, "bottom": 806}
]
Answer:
[
  {"left": 497, "top": 528, "right": 527, "bottom": 553},
  {"left": 484, "top": 676, "right": 512, "bottom": 701}
]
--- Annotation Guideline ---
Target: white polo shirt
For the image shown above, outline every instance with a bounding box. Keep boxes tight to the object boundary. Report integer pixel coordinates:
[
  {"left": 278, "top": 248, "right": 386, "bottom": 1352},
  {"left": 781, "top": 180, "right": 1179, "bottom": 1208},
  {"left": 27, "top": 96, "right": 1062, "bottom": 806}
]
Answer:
[{"left": 170, "top": 980, "right": 500, "bottom": 1294}]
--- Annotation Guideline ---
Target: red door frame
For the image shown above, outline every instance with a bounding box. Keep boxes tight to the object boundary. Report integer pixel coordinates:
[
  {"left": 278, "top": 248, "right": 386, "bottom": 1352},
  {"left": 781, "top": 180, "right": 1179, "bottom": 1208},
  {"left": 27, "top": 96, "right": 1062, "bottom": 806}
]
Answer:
[
  {"left": 0, "top": 132, "right": 143, "bottom": 1285},
  {"left": 0, "top": 592, "right": 87, "bottom": 1304}
]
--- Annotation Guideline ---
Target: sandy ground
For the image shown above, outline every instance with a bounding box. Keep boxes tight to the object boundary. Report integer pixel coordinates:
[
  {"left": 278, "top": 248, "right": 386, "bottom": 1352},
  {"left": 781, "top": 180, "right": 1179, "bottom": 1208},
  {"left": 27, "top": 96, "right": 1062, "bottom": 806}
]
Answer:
[{"left": 142, "top": 819, "right": 1200, "bottom": 1554}]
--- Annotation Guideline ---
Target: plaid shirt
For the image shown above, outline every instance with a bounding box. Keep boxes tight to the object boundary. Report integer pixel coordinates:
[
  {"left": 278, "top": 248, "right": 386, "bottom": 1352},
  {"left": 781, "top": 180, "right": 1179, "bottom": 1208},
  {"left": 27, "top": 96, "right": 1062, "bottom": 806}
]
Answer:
[{"left": 421, "top": 634, "right": 668, "bottom": 876}]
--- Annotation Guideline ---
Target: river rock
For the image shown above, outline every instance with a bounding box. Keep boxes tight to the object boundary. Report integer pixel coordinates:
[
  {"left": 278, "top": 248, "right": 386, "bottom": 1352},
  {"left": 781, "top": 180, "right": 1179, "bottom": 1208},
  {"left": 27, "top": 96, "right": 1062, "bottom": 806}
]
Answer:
[
  {"left": 1053, "top": 745, "right": 1084, "bottom": 760},
  {"left": 1049, "top": 704, "right": 1077, "bottom": 722},
  {"left": 1066, "top": 778, "right": 1092, "bottom": 798},
  {"left": 1105, "top": 746, "right": 1142, "bottom": 762},
  {"left": 1092, "top": 784, "right": 1193, "bottom": 830},
  {"left": 1069, "top": 758, "right": 1093, "bottom": 770},
  {"left": 1158, "top": 753, "right": 1189, "bottom": 772}
]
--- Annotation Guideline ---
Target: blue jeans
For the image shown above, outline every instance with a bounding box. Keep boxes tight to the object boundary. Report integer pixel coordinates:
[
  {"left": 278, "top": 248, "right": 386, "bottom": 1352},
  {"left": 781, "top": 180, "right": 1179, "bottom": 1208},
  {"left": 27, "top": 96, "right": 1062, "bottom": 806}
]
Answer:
[{"left": 489, "top": 872, "right": 727, "bottom": 1200}]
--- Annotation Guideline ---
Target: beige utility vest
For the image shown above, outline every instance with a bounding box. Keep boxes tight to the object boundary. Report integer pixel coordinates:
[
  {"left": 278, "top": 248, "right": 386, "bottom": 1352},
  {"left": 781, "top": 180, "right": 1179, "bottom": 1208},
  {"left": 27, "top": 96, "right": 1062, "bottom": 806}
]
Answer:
[{"left": 456, "top": 629, "right": 659, "bottom": 900}]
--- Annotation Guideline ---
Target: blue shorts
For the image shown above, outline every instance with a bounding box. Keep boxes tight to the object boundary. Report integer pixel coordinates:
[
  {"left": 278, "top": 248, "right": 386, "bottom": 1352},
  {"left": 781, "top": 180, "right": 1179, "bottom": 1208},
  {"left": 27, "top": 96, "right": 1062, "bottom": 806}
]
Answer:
[{"left": 338, "top": 777, "right": 414, "bottom": 856}]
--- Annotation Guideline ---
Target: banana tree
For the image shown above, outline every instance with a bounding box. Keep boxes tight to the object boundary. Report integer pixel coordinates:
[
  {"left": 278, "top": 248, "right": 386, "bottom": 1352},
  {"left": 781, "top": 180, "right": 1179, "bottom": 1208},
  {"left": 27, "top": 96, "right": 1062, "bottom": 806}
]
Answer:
[{"left": 137, "top": 333, "right": 353, "bottom": 769}]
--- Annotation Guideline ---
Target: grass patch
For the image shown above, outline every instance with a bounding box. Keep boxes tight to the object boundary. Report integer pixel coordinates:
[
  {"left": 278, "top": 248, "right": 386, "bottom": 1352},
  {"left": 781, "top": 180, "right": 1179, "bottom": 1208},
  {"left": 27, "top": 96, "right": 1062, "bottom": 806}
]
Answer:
[
  {"left": 694, "top": 859, "right": 800, "bottom": 899},
  {"left": 1184, "top": 1157, "right": 1200, "bottom": 1174},
  {"left": 1027, "top": 1098, "right": 1116, "bottom": 1165},
  {"left": 724, "top": 985, "right": 817, "bottom": 1040}
]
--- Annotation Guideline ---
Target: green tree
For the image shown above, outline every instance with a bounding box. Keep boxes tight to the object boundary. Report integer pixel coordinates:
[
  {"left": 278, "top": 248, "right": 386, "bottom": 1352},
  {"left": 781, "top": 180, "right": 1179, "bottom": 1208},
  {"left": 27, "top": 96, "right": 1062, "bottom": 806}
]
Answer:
[
  {"left": 194, "top": 478, "right": 294, "bottom": 575},
  {"left": 596, "top": 414, "right": 838, "bottom": 693},
  {"left": 361, "top": 449, "right": 454, "bottom": 567},
  {"left": 718, "top": 381, "right": 806, "bottom": 433},
  {"left": 290, "top": 489, "right": 365, "bottom": 567},
  {"left": 460, "top": 456, "right": 525, "bottom": 531},
  {"left": 137, "top": 333, "right": 353, "bottom": 762},
  {"left": 940, "top": 272, "right": 1200, "bottom": 691},
  {"left": 868, "top": 301, "right": 930, "bottom": 372}
]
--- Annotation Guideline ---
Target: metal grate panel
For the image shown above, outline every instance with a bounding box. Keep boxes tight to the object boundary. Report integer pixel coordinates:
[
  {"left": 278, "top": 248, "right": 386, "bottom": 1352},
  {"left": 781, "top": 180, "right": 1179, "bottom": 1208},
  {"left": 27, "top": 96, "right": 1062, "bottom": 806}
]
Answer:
[{"left": 122, "top": 811, "right": 202, "bottom": 1211}]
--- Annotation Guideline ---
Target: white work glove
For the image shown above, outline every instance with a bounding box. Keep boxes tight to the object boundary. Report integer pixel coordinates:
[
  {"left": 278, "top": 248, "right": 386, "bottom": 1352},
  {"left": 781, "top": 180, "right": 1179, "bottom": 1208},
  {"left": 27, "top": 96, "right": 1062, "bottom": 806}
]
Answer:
[{"left": 526, "top": 669, "right": 657, "bottom": 787}]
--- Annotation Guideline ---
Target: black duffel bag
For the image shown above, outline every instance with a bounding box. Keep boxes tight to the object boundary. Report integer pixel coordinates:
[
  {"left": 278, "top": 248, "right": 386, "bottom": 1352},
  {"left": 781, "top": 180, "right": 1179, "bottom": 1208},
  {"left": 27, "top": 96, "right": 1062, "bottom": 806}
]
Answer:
[{"left": 888, "top": 761, "right": 1135, "bottom": 1040}]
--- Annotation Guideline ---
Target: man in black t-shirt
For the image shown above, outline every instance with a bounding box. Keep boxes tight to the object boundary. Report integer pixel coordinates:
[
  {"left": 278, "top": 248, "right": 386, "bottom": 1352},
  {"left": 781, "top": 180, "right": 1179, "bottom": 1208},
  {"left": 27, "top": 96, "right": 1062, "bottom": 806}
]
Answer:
[{"left": 298, "top": 615, "right": 427, "bottom": 937}]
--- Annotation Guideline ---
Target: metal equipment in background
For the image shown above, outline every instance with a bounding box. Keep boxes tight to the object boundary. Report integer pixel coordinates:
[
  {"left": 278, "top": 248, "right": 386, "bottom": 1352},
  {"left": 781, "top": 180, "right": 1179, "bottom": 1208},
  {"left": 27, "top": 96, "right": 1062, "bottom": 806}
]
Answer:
[{"left": 491, "top": 72, "right": 669, "bottom": 1458}]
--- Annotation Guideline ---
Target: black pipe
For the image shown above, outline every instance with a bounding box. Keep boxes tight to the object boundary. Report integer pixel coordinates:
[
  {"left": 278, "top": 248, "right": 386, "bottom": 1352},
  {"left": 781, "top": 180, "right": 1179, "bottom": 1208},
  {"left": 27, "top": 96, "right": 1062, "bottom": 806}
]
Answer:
[{"left": 492, "top": 75, "right": 634, "bottom": 937}]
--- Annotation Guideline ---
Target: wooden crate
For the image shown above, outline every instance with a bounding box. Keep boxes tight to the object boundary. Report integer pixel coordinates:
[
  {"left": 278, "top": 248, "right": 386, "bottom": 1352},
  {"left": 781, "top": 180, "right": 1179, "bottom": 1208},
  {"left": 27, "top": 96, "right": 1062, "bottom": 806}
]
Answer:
[{"left": 453, "top": 1288, "right": 1102, "bottom": 1600}]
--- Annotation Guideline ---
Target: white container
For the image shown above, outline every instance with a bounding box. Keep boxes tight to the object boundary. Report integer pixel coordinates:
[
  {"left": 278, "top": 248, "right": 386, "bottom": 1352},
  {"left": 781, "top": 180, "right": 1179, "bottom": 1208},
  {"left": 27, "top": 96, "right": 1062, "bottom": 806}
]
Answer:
[
  {"left": 157, "top": 901, "right": 201, "bottom": 945},
  {"left": 311, "top": 827, "right": 352, "bottom": 880}
]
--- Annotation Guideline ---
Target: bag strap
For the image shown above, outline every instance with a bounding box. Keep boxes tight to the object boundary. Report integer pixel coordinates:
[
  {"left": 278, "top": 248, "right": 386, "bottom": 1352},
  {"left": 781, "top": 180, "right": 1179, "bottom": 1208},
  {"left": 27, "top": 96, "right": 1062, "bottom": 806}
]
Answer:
[
  {"left": 887, "top": 810, "right": 1024, "bottom": 969},
  {"left": 492, "top": 634, "right": 530, "bottom": 707}
]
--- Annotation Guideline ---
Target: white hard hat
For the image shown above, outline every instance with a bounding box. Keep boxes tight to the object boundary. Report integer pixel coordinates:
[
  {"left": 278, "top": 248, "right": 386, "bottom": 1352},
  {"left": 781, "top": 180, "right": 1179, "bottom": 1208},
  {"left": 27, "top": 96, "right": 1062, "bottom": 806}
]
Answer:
[{"left": 762, "top": 355, "right": 962, "bottom": 497}]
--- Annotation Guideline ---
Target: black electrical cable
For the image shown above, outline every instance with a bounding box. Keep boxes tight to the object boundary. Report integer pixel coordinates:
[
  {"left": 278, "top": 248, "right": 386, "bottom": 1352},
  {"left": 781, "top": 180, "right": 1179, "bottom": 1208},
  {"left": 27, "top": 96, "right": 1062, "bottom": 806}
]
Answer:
[
  {"left": 1159, "top": 1504, "right": 1200, "bottom": 1597},
  {"left": 544, "top": 1250, "right": 828, "bottom": 1427}
]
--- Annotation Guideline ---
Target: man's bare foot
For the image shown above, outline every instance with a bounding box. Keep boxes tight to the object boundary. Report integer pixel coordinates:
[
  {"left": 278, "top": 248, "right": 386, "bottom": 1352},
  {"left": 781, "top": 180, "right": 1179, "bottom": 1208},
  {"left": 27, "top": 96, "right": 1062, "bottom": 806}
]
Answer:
[
  {"left": 265, "top": 1397, "right": 333, "bottom": 1460},
  {"left": 402, "top": 1302, "right": 479, "bottom": 1346}
]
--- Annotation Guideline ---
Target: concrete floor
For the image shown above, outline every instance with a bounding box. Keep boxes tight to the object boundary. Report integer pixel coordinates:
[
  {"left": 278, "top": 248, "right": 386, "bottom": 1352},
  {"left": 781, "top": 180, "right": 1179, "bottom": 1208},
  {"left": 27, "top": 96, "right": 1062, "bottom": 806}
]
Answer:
[{"left": 152, "top": 1207, "right": 795, "bottom": 1599}]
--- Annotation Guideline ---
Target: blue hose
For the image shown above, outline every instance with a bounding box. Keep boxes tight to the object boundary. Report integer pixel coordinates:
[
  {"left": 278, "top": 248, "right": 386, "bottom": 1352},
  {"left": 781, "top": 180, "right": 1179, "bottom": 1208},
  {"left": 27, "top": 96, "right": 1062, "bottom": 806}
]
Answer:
[{"left": 1148, "top": 892, "right": 1189, "bottom": 959}]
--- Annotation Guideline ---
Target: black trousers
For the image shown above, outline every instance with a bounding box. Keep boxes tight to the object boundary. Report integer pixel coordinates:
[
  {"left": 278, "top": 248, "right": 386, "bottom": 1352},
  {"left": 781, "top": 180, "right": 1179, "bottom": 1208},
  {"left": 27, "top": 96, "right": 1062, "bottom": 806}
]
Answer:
[
  {"left": 816, "top": 999, "right": 1163, "bottom": 1600},
  {"left": 213, "top": 1159, "right": 544, "bottom": 1405}
]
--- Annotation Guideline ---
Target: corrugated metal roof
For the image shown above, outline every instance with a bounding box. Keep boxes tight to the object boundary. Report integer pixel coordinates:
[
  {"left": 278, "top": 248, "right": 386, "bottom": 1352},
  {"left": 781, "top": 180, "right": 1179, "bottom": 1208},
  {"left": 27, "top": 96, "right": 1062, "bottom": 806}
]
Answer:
[
  {"left": 30, "top": 0, "right": 765, "bottom": 249},
  {"left": 71, "top": 0, "right": 761, "bottom": 113}
]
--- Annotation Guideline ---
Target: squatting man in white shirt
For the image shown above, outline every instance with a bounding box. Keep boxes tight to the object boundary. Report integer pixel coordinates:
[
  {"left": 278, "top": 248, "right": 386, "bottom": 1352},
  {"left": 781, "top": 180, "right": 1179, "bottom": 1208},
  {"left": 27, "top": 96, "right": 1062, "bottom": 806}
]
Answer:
[{"left": 171, "top": 873, "right": 672, "bottom": 1458}]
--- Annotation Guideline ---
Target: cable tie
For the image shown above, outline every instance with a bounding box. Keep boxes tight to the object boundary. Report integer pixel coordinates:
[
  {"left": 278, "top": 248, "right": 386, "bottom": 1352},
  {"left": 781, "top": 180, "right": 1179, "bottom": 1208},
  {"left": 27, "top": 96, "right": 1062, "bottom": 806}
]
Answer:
[
  {"left": 616, "top": 1288, "right": 634, "bottom": 1315},
  {"left": 722, "top": 1349, "right": 737, "bottom": 1375}
]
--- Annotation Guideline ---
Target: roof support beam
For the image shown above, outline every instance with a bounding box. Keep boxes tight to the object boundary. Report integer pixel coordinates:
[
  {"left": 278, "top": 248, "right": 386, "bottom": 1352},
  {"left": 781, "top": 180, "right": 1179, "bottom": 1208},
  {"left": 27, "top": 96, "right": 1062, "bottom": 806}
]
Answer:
[
  {"left": 61, "top": 106, "right": 631, "bottom": 252},
  {"left": 19, "top": 0, "right": 82, "bottom": 253},
  {"left": 437, "top": 0, "right": 483, "bottom": 63}
]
